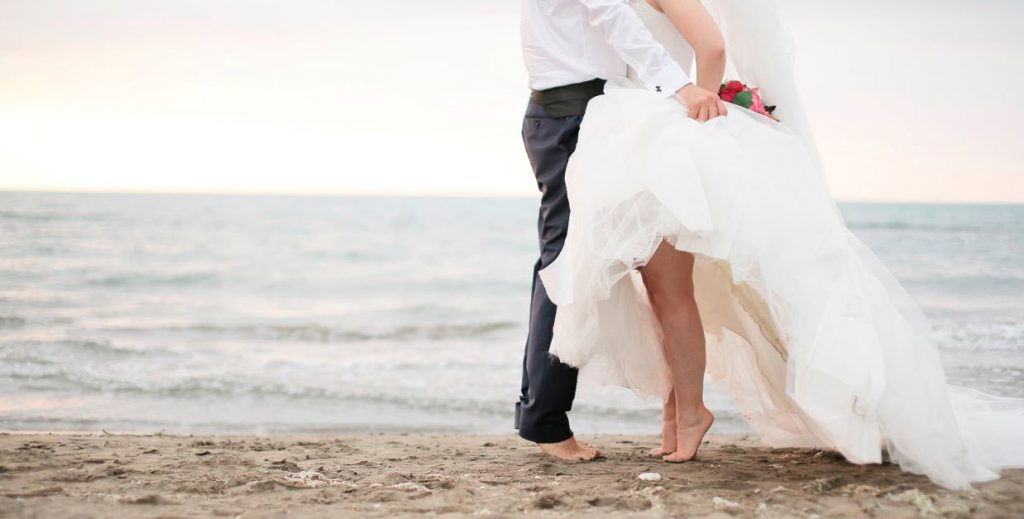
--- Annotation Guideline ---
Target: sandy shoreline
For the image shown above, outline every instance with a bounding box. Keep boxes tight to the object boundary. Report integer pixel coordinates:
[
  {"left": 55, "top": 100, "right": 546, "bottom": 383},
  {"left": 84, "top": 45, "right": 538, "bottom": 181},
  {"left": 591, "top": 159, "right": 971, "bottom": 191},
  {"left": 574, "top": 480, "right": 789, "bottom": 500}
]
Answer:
[{"left": 1, "top": 432, "right": 1021, "bottom": 518}]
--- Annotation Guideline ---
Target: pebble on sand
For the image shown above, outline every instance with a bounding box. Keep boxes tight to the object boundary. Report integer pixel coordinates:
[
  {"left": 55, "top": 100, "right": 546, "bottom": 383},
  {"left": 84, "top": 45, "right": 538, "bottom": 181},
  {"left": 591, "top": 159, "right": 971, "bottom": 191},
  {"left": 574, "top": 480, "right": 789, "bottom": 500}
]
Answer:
[{"left": 638, "top": 472, "right": 662, "bottom": 481}]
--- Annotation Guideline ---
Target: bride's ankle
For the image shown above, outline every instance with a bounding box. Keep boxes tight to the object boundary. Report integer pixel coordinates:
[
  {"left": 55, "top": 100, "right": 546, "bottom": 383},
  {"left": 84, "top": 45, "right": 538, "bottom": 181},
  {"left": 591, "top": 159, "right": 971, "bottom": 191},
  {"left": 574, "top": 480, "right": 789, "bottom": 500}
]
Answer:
[{"left": 675, "top": 405, "right": 712, "bottom": 427}]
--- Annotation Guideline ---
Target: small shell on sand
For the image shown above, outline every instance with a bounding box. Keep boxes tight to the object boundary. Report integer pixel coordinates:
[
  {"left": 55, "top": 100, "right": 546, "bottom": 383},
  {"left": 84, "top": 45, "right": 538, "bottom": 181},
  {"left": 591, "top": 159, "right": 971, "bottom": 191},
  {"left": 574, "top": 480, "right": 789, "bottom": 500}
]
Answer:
[
  {"left": 713, "top": 496, "right": 740, "bottom": 509},
  {"left": 637, "top": 472, "right": 662, "bottom": 481}
]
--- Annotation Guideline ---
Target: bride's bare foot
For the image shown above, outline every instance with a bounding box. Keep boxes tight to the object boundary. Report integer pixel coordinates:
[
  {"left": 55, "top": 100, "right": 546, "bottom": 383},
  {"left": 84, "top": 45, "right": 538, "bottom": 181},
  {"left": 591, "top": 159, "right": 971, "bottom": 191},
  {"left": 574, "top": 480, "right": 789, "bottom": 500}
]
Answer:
[
  {"left": 649, "top": 391, "right": 677, "bottom": 457},
  {"left": 537, "top": 436, "right": 600, "bottom": 461},
  {"left": 663, "top": 407, "right": 714, "bottom": 463},
  {"left": 648, "top": 448, "right": 670, "bottom": 457}
]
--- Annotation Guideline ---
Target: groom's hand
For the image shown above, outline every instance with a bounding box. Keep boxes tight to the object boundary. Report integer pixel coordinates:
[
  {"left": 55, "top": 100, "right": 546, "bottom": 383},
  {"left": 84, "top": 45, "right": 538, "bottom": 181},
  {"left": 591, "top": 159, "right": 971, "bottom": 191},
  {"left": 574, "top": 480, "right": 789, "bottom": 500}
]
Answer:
[{"left": 676, "top": 84, "right": 727, "bottom": 122}]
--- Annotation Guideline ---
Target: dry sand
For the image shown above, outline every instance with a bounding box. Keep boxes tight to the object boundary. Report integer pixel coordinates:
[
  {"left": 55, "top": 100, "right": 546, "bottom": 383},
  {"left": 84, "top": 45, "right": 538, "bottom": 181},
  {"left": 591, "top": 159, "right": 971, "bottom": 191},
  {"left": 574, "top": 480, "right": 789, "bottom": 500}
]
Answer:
[{"left": 1, "top": 432, "right": 1021, "bottom": 518}]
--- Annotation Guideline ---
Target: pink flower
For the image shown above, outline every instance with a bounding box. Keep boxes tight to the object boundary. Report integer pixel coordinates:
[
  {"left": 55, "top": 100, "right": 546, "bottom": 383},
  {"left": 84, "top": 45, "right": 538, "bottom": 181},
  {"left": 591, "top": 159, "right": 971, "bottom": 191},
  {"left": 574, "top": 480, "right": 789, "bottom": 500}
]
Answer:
[{"left": 749, "top": 88, "right": 771, "bottom": 117}]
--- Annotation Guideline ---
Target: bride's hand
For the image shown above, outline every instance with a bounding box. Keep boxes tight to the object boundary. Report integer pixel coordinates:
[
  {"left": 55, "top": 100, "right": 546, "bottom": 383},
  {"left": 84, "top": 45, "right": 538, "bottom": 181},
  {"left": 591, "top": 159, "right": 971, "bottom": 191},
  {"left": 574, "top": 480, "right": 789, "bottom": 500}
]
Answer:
[{"left": 675, "top": 84, "right": 727, "bottom": 122}]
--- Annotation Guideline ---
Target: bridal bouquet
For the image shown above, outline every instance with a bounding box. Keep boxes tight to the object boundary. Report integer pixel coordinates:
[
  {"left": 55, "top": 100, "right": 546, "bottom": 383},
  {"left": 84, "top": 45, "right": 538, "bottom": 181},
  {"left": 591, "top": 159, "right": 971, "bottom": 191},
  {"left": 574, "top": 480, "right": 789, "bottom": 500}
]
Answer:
[{"left": 719, "top": 80, "right": 778, "bottom": 121}]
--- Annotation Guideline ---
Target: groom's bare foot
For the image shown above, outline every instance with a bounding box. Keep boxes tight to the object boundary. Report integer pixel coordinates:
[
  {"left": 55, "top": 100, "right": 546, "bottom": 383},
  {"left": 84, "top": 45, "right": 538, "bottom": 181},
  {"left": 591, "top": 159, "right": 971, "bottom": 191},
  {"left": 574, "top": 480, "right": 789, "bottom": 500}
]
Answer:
[
  {"left": 537, "top": 436, "right": 600, "bottom": 461},
  {"left": 663, "top": 407, "right": 714, "bottom": 463}
]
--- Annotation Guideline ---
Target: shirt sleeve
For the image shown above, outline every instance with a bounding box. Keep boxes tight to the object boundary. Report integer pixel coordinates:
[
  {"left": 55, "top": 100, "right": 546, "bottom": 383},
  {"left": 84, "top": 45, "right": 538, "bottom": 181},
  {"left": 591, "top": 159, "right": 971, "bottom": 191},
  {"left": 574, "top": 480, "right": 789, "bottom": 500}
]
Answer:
[{"left": 578, "top": 0, "right": 690, "bottom": 97}]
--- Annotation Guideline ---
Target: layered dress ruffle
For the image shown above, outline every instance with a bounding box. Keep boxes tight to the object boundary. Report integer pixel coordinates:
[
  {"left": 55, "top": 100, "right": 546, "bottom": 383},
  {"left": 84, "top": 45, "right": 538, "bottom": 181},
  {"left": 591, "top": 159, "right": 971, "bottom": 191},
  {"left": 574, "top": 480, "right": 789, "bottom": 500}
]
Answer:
[{"left": 539, "top": 80, "right": 1024, "bottom": 489}]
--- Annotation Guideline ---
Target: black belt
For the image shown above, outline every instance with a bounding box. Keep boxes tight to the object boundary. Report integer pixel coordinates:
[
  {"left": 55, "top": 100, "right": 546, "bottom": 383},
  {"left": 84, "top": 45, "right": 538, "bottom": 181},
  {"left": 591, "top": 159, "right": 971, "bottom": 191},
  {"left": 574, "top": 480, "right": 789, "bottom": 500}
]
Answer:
[{"left": 530, "top": 78, "right": 606, "bottom": 117}]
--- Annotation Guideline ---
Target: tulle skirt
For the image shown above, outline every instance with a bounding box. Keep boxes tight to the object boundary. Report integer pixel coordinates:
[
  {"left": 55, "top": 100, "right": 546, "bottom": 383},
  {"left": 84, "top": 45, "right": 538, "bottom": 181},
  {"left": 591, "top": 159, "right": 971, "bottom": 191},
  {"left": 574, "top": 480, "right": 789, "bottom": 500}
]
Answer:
[{"left": 539, "top": 80, "right": 1024, "bottom": 489}]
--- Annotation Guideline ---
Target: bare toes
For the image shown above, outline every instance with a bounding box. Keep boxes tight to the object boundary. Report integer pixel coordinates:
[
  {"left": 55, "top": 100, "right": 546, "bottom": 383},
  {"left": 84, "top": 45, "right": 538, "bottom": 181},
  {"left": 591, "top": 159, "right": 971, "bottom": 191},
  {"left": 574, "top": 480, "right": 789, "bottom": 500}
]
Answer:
[{"left": 662, "top": 451, "right": 694, "bottom": 463}]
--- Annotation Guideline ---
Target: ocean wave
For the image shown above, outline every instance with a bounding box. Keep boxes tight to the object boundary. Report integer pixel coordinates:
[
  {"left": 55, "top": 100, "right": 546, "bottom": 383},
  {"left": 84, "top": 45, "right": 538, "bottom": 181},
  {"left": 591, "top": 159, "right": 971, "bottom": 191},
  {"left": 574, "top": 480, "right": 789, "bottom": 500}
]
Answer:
[
  {"left": 932, "top": 321, "right": 1024, "bottom": 351},
  {"left": 904, "top": 275, "right": 1024, "bottom": 293},
  {"left": 0, "top": 353, "right": 664, "bottom": 421},
  {"left": 0, "top": 357, "right": 662, "bottom": 423},
  {"left": 0, "top": 368, "right": 518, "bottom": 418},
  {"left": 0, "top": 352, "right": 58, "bottom": 367},
  {"left": 0, "top": 415, "right": 181, "bottom": 432},
  {"left": 0, "top": 369, "right": 751, "bottom": 434},
  {"left": 0, "top": 315, "right": 26, "bottom": 329},
  {"left": 103, "top": 321, "right": 518, "bottom": 342},
  {"left": 0, "top": 415, "right": 470, "bottom": 435},
  {"left": 0, "top": 210, "right": 63, "bottom": 222},
  {"left": 845, "top": 221, "right": 990, "bottom": 232},
  {"left": 0, "top": 338, "right": 170, "bottom": 358},
  {"left": 945, "top": 366, "right": 1024, "bottom": 398},
  {"left": 84, "top": 271, "right": 220, "bottom": 287},
  {"left": 0, "top": 208, "right": 115, "bottom": 223}
]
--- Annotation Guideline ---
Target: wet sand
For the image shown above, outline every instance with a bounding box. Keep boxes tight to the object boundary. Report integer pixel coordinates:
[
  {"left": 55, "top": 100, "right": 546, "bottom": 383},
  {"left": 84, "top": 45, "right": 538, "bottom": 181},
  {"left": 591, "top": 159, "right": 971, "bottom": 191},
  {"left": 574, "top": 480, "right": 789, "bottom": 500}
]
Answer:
[{"left": 1, "top": 432, "right": 1021, "bottom": 518}]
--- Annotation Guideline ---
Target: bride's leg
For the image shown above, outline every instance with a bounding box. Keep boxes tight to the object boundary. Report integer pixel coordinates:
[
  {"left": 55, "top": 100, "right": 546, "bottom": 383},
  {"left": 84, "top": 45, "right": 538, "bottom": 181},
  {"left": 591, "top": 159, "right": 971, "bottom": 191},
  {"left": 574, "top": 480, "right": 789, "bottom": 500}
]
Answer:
[
  {"left": 649, "top": 388, "right": 677, "bottom": 457},
  {"left": 640, "top": 241, "right": 714, "bottom": 463}
]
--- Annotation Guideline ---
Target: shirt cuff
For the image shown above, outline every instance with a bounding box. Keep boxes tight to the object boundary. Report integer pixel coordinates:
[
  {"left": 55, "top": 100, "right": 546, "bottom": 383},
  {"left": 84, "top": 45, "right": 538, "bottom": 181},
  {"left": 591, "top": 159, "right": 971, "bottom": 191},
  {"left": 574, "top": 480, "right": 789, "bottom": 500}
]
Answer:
[{"left": 645, "top": 64, "right": 690, "bottom": 98}]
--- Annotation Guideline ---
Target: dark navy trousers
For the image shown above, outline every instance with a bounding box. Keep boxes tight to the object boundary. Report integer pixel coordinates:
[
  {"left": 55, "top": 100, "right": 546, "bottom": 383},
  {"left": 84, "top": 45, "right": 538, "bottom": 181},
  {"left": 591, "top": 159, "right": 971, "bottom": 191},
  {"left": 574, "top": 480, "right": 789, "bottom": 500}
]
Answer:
[{"left": 514, "top": 99, "right": 584, "bottom": 443}]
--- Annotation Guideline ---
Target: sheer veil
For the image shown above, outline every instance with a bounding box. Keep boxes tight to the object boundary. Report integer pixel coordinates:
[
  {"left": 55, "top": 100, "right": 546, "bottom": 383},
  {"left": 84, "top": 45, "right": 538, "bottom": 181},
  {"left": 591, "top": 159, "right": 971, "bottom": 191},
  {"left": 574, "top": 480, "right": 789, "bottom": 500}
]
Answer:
[
  {"left": 704, "top": 0, "right": 823, "bottom": 176},
  {"left": 701, "top": 0, "right": 1024, "bottom": 488}
]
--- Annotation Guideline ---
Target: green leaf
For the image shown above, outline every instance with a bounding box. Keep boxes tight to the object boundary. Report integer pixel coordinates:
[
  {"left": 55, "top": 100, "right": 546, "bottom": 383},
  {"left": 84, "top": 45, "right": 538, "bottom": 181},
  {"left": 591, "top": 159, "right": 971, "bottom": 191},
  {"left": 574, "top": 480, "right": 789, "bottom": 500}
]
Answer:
[{"left": 733, "top": 90, "right": 753, "bottom": 108}]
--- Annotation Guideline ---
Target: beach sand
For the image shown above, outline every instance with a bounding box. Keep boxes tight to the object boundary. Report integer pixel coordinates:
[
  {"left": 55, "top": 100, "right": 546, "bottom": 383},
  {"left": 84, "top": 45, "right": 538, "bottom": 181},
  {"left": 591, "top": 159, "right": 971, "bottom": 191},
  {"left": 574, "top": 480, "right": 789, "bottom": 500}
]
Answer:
[{"left": 1, "top": 432, "right": 1021, "bottom": 518}]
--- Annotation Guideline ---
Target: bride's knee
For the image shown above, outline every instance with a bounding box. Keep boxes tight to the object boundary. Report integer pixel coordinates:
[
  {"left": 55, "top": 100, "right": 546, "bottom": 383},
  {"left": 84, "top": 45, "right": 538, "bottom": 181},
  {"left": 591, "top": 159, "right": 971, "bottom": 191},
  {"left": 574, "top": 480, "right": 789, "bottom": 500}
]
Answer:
[{"left": 644, "top": 277, "right": 697, "bottom": 312}]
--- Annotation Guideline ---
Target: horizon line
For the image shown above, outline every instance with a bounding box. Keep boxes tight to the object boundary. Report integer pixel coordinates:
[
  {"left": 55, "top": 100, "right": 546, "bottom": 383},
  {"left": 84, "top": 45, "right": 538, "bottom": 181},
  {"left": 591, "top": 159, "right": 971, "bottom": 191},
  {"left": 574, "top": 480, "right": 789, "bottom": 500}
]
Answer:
[{"left": 1, "top": 188, "right": 1022, "bottom": 206}]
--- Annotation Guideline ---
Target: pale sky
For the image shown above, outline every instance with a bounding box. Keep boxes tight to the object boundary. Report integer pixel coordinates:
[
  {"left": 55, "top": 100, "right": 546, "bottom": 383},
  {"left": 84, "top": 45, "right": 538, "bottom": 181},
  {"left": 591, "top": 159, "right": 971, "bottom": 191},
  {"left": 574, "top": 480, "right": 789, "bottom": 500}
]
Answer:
[{"left": 1, "top": 0, "right": 1022, "bottom": 202}]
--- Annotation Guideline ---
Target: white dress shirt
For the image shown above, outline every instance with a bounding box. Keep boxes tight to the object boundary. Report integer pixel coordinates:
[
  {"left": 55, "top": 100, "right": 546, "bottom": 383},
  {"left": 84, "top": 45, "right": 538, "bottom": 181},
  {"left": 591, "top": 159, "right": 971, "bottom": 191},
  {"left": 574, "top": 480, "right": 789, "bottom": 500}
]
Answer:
[{"left": 521, "top": 0, "right": 690, "bottom": 97}]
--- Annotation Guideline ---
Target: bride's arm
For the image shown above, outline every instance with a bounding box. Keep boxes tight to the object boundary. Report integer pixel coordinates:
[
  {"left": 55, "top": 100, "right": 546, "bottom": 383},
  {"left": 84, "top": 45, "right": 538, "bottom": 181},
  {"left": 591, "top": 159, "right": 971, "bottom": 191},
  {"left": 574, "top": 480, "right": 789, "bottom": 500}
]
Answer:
[{"left": 649, "top": 0, "right": 726, "bottom": 93}]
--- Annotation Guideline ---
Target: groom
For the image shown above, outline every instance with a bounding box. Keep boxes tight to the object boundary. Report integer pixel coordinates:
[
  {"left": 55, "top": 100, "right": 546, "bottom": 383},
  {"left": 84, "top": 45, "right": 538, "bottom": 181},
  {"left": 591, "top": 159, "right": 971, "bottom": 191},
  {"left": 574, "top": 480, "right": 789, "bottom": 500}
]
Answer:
[{"left": 514, "top": 0, "right": 722, "bottom": 460}]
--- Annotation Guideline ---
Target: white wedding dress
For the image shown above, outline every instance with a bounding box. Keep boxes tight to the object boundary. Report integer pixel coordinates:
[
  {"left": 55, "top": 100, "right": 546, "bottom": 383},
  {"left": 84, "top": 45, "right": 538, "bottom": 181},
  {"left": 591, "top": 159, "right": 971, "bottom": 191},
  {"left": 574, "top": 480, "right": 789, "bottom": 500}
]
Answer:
[{"left": 539, "top": 0, "right": 1024, "bottom": 489}]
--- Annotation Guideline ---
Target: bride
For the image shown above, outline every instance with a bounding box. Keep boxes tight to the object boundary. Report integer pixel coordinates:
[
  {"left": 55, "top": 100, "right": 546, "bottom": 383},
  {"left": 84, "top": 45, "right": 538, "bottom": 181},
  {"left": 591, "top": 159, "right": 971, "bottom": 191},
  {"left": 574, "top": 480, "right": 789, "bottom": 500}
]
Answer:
[{"left": 540, "top": 0, "right": 1024, "bottom": 489}]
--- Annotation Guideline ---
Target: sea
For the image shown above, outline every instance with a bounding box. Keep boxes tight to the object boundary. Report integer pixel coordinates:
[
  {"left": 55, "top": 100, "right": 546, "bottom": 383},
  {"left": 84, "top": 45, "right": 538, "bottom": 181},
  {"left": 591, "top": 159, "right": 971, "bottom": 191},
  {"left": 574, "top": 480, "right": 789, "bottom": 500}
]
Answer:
[{"left": 1, "top": 192, "right": 1022, "bottom": 436}]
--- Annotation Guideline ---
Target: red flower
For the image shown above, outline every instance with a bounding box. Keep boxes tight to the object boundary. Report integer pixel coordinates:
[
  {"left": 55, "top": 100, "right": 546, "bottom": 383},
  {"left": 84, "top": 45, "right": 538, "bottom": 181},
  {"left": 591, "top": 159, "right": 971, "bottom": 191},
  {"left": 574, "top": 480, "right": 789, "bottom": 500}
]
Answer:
[{"left": 718, "top": 80, "right": 744, "bottom": 102}]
